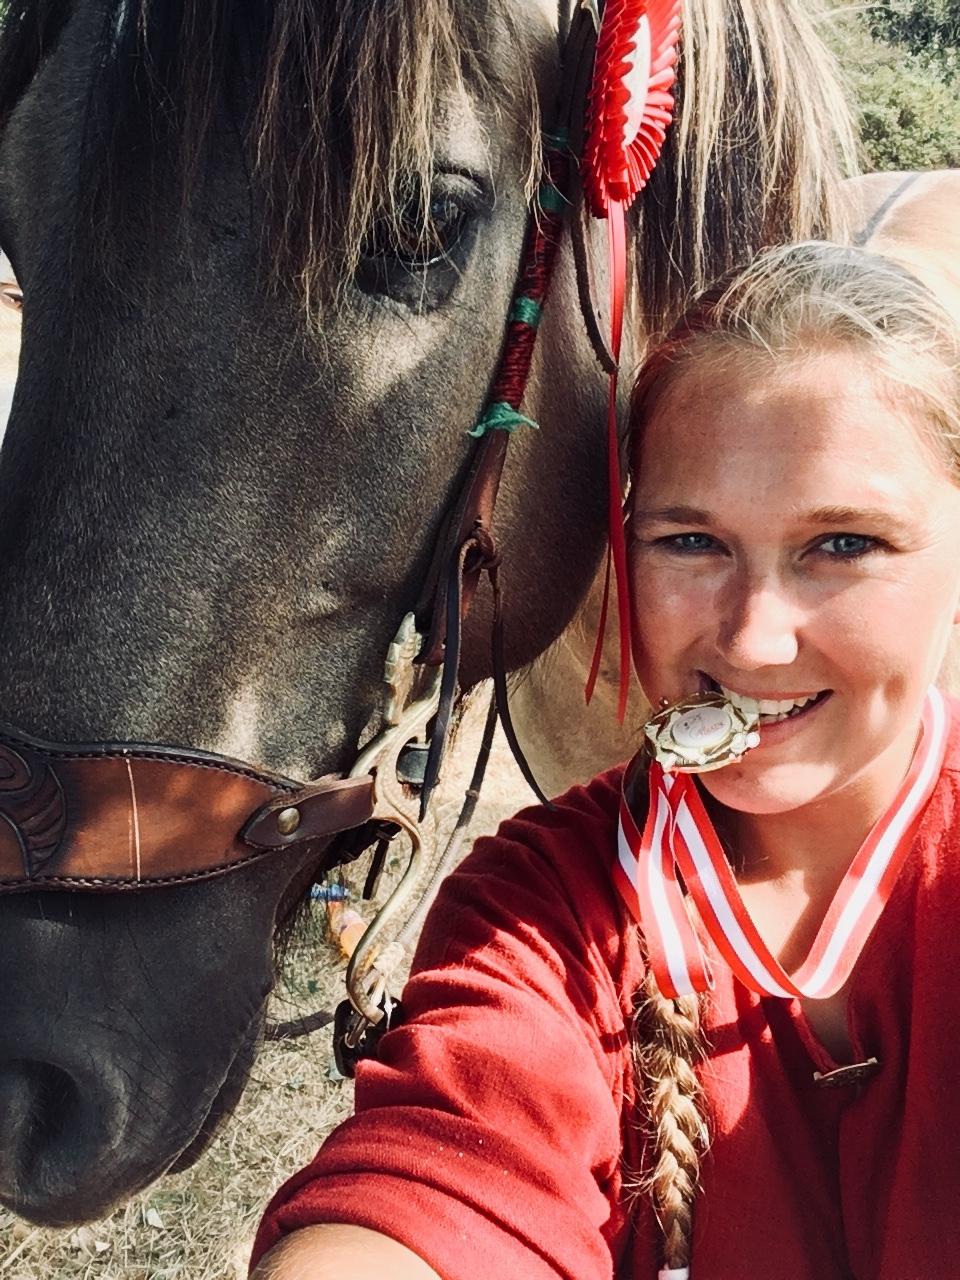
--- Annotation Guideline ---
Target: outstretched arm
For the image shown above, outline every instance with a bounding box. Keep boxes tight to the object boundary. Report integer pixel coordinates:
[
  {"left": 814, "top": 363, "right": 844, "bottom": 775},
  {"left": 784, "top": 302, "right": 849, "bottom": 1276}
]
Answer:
[
  {"left": 252, "top": 1224, "right": 441, "bottom": 1280},
  {"left": 249, "top": 771, "right": 641, "bottom": 1280}
]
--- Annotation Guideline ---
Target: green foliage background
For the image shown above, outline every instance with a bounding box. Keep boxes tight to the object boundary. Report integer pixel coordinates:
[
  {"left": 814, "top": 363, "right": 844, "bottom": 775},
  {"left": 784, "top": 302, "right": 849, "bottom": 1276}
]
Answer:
[{"left": 829, "top": 1, "right": 960, "bottom": 171}]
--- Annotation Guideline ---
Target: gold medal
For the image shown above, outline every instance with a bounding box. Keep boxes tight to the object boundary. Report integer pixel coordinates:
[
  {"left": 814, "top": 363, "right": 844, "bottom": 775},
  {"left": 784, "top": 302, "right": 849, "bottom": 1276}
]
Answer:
[{"left": 643, "top": 692, "right": 760, "bottom": 773}]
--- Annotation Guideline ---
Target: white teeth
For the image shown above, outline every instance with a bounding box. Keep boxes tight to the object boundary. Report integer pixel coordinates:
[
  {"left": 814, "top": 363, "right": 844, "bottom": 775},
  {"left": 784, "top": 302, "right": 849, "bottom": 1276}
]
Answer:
[
  {"left": 718, "top": 684, "right": 818, "bottom": 719},
  {"left": 717, "top": 685, "right": 760, "bottom": 717}
]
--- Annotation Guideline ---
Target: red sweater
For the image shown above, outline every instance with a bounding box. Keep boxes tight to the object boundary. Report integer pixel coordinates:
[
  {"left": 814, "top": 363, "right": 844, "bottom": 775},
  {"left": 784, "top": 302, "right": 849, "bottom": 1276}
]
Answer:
[{"left": 253, "top": 706, "right": 960, "bottom": 1279}]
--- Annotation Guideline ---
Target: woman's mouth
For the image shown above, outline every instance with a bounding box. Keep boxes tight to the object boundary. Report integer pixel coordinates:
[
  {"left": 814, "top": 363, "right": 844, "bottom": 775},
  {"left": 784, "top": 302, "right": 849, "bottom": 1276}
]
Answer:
[{"left": 700, "top": 675, "right": 832, "bottom": 726}]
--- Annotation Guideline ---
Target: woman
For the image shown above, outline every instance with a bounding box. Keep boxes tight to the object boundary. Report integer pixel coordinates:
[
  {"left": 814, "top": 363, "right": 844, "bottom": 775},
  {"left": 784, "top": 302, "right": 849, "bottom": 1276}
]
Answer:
[{"left": 251, "top": 242, "right": 960, "bottom": 1279}]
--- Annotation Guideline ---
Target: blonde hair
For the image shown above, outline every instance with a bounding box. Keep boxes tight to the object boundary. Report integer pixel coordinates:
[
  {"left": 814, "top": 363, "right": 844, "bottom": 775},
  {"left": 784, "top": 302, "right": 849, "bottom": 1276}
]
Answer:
[
  {"left": 631, "top": 241, "right": 960, "bottom": 477},
  {"left": 631, "top": 971, "right": 706, "bottom": 1273},
  {"left": 626, "top": 241, "right": 960, "bottom": 1273}
]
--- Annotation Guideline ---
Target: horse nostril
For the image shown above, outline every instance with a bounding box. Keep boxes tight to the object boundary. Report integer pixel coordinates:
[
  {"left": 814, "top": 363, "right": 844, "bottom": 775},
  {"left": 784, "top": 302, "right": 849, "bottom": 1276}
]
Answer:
[
  {"left": 0, "top": 1059, "right": 82, "bottom": 1200},
  {"left": 23, "top": 1060, "right": 79, "bottom": 1147}
]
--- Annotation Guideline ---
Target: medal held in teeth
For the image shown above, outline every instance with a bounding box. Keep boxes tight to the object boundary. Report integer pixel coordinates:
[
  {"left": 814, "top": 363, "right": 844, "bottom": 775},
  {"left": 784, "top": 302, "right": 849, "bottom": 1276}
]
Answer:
[
  {"left": 620, "top": 688, "right": 948, "bottom": 1001},
  {"left": 643, "top": 692, "right": 760, "bottom": 773}
]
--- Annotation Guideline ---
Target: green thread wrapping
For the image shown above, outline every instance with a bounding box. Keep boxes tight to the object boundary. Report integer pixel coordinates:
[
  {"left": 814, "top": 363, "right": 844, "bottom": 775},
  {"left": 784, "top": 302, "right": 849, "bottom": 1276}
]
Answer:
[
  {"left": 464, "top": 125, "right": 563, "bottom": 442},
  {"left": 467, "top": 401, "right": 540, "bottom": 438},
  {"left": 538, "top": 182, "right": 566, "bottom": 215},
  {"left": 510, "top": 296, "right": 542, "bottom": 328}
]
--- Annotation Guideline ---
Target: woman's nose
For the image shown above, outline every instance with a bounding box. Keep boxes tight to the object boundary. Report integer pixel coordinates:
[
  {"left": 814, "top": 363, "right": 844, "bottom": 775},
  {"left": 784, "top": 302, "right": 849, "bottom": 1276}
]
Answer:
[{"left": 715, "top": 578, "right": 800, "bottom": 670}]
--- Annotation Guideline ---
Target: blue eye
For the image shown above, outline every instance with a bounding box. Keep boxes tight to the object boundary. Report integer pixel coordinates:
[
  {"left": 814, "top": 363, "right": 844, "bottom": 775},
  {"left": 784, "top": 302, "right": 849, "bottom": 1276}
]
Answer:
[
  {"left": 818, "top": 533, "right": 878, "bottom": 558},
  {"left": 660, "top": 532, "right": 717, "bottom": 554}
]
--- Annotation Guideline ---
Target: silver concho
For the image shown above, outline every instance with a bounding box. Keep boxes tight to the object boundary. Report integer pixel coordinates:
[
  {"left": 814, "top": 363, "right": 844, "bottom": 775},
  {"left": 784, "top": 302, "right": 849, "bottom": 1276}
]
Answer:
[{"left": 643, "top": 692, "right": 760, "bottom": 773}]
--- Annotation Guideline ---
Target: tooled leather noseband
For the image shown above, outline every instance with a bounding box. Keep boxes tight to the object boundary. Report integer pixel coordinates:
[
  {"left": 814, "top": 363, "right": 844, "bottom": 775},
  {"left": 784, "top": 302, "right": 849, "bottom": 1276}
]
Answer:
[{"left": 0, "top": 725, "right": 374, "bottom": 890}]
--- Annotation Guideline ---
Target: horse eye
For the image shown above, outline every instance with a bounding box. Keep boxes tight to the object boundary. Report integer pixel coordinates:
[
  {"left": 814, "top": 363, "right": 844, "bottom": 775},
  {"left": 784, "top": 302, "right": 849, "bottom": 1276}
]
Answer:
[
  {"left": 375, "top": 194, "right": 469, "bottom": 266},
  {"left": 355, "top": 174, "right": 486, "bottom": 310},
  {"left": 418, "top": 193, "right": 475, "bottom": 263},
  {"left": 0, "top": 283, "right": 21, "bottom": 312}
]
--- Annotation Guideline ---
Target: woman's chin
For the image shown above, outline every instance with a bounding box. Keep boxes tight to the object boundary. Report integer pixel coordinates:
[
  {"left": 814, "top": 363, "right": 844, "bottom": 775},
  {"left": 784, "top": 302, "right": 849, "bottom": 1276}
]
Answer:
[{"left": 699, "top": 759, "right": 841, "bottom": 817}]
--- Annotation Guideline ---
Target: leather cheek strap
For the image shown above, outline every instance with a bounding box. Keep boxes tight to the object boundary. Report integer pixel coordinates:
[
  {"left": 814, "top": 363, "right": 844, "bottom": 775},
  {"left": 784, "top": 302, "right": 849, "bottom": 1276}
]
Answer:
[
  {"left": 0, "top": 728, "right": 374, "bottom": 891},
  {"left": 242, "top": 776, "right": 377, "bottom": 849}
]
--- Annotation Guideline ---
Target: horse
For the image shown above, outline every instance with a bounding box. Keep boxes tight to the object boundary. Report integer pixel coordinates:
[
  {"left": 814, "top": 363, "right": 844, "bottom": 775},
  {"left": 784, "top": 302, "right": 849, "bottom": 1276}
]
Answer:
[{"left": 0, "top": 0, "right": 857, "bottom": 1227}]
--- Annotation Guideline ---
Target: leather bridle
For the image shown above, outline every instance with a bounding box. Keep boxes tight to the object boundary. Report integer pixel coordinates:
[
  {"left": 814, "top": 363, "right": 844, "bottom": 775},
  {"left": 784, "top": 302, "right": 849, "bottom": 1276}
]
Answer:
[{"left": 0, "top": 5, "right": 601, "bottom": 1059}]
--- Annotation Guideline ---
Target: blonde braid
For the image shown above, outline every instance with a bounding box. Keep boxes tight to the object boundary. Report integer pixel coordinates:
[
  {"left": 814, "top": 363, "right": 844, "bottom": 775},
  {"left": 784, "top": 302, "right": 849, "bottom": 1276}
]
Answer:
[{"left": 630, "top": 966, "right": 708, "bottom": 1275}]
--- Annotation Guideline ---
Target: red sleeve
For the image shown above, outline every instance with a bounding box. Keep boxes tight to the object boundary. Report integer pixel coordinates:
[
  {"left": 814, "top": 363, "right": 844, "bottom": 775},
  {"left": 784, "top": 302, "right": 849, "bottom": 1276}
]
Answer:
[{"left": 250, "top": 767, "right": 645, "bottom": 1280}]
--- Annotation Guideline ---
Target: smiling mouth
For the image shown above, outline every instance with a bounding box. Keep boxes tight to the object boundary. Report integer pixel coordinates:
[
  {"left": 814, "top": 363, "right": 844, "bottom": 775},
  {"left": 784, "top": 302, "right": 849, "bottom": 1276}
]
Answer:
[{"left": 700, "top": 674, "right": 832, "bottom": 724}]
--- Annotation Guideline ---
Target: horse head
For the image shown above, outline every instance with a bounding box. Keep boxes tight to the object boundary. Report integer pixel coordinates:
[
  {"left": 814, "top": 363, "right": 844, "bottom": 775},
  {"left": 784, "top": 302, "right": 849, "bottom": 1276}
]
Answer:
[{"left": 0, "top": 0, "right": 852, "bottom": 1224}]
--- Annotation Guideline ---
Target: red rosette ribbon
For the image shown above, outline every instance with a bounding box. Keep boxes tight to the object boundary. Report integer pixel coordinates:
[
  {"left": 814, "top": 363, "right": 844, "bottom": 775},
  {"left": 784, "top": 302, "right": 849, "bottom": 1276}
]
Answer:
[
  {"left": 580, "top": 0, "right": 682, "bottom": 723},
  {"left": 582, "top": 0, "right": 682, "bottom": 218}
]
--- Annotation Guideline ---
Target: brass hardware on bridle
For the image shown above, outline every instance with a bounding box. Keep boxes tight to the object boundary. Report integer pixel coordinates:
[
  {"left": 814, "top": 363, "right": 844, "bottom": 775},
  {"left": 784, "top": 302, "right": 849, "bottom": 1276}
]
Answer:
[
  {"left": 333, "top": 615, "right": 501, "bottom": 1066},
  {"left": 342, "top": 615, "right": 440, "bottom": 1028}
]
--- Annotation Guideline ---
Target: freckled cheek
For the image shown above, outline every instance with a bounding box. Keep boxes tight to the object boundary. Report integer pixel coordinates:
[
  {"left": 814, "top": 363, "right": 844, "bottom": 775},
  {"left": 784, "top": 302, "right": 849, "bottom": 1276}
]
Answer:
[
  {"left": 630, "top": 561, "right": 718, "bottom": 670},
  {"left": 808, "top": 582, "right": 947, "bottom": 693}
]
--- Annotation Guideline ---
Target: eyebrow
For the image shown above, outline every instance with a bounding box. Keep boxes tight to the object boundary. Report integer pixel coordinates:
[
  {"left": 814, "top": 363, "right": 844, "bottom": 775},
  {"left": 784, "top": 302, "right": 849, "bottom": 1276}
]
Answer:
[
  {"left": 633, "top": 504, "right": 914, "bottom": 531},
  {"left": 801, "top": 505, "right": 910, "bottom": 529},
  {"left": 632, "top": 505, "right": 713, "bottom": 526}
]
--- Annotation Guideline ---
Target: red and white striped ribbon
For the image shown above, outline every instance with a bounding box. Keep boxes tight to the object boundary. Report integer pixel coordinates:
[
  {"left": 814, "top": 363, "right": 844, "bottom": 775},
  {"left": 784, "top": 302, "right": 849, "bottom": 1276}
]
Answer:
[{"left": 615, "top": 687, "right": 949, "bottom": 1000}]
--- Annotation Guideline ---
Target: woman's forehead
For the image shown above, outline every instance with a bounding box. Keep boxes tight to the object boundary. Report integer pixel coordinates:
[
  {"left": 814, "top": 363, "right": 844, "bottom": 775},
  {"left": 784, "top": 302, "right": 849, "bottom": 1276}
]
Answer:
[{"left": 632, "top": 350, "right": 955, "bottom": 514}]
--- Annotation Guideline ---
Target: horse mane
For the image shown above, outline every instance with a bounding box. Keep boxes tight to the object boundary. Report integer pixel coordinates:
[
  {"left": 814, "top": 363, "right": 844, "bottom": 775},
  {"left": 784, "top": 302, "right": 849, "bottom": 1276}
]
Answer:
[
  {"left": 0, "top": 0, "right": 855, "bottom": 332},
  {"left": 636, "top": 0, "right": 858, "bottom": 334},
  {"left": 0, "top": 0, "right": 538, "bottom": 307}
]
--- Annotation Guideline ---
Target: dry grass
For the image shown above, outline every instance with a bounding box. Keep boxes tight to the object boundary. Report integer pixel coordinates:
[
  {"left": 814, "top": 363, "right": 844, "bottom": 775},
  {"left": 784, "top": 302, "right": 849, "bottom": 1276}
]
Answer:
[{"left": 0, "top": 697, "right": 532, "bottom": 1279}]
